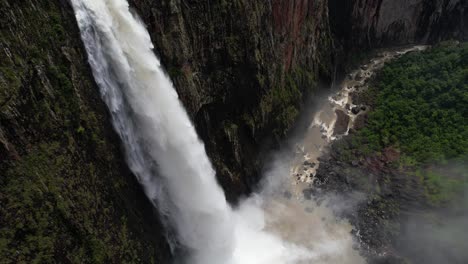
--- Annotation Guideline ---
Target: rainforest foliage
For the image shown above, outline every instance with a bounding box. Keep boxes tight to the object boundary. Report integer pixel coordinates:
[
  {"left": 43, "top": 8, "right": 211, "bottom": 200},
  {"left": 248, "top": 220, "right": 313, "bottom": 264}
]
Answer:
[
  {"left": 358, "top": 42, "right": 468, "bottom": 163},
  {"left": 349, "top": 42, "right": 468, "bottom": 204}
]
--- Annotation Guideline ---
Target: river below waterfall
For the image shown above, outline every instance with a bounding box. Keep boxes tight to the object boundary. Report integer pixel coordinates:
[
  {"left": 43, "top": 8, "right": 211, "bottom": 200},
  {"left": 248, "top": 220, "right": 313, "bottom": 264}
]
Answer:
[
  {"left": 290, "top": 45, "right": 429, "bottom": 190},
  {"left": 255, "top": 46, "right": 430, "bottom": 264}
]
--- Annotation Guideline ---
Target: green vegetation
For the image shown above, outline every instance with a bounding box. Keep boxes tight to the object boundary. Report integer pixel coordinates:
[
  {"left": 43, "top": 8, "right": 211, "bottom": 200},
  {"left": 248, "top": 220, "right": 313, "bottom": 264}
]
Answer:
[
  {"left": 0, "top": 0, "right": 167, "bottom": 263},
  {"left": 349, "top": 42, "right": 468, "bottom": 205},
  {"left": 247, "top": 66, "right": 316, "bottom": 140},
  {"left": 259, "top": 75, "right": 301, "bottom": 137},
  {"left": 358, "top": 43, "right": 468, "bottom": 163},
  {"left": 1, "top": 143, "right": 140, "bottom": 263},
  {"left": 415, "top": 162, "right": 468, "bottom": 205}
]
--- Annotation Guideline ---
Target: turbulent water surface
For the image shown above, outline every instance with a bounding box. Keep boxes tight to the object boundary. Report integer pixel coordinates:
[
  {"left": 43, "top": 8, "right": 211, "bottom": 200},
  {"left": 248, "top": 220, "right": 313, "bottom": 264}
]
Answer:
[{"left": 71, "top": 0, "right": 365, "bottom": 263}]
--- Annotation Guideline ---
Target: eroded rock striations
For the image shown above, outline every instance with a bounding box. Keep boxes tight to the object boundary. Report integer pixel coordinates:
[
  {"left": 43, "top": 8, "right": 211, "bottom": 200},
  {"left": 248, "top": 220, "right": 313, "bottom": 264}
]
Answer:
[
  {"left": 129, "top": 0, "right": 468, "bottom": 202},
  {"left": 129, "top": 0, "right": 335, "bottom": 202}
]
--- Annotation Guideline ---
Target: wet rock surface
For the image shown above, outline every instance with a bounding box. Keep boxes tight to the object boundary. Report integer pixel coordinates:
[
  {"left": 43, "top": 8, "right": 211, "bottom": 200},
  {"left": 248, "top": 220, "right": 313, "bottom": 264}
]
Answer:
[
  {"left": 310, "top": 138, "right": 429, "bottom": 264},
  {"left": 291, "top": 46, "right": 427, "bottom": 188},
  {"left": 334, "top": 109, "right": 350, "bottom": 135},
  {"left": 296, "top": 46, "right": 434, "bottom": 264}
]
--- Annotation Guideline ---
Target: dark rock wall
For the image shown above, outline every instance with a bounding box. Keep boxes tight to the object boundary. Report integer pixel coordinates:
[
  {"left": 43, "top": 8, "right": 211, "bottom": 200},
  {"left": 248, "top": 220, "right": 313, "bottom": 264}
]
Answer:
[
  {"left": 0, "top": 0, "right": 170, "bottom": 263},
  {"left": 130, "top": 0, "right": 334, "bottom": 202},
  {"left": 129, "top": 0, "right": 468, "bottom": 202},
  {"left": 330, "top": 0, "right": 468, "bottom": 50}
]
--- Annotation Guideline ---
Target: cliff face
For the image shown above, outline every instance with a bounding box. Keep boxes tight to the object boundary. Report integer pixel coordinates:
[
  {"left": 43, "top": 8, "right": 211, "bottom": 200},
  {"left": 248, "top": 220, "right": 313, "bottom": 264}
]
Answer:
[
  {"left": 330, "top": 0, "right": 468, "bottom": 50},
  {"left": 0, "top": 1, "right": 170, "bottom": 263},
  {"left": 128, "top": 0, "right": 468, "bottom": 202},
  {"left": 129, "top": 0, "right": 334, "bottom": 201},
  {"left": 1, "top": 0, "right": 466, "bottom": 263},
  {"left": 0, "top": 0, "right": 335, "bottom": 261}
]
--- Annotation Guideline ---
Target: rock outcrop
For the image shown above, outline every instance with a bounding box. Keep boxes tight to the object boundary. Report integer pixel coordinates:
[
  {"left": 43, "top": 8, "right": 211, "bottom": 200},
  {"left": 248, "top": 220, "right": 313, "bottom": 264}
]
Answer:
[{"left": 334, "top": 109, "right": 350, "bottom": 135}]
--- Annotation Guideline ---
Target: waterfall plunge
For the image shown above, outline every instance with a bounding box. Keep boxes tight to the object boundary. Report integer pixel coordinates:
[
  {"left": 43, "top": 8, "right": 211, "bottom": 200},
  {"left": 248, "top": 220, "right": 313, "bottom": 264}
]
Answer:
[
  {"left": 71, "top": 1, "right": 363, "bottom": 263},
  {"left": 70, "top": 0, "right": 234, "bottom": 262}
]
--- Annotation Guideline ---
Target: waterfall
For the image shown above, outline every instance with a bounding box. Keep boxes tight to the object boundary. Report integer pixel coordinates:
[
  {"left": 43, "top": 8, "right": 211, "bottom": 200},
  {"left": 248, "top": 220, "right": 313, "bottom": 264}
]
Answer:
[
  {"left": 70, "top": 1, "right": 363, "bottom": 263},
  {"left": 70, "top": 0, "right": 233, "bottom": 262}
]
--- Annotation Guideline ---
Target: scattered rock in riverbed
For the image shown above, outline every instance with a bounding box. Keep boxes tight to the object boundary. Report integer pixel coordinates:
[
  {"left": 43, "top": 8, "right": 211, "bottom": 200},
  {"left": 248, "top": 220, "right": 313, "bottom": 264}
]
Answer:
[
  {"left": 334, "top": 109, "right": 350, "bottom": 135},
  {"left": 297, "top": 46, "right": 433, "bottom": 264},
  {"left": 352, "top": 106, "right": 361, "bottom": 115}
]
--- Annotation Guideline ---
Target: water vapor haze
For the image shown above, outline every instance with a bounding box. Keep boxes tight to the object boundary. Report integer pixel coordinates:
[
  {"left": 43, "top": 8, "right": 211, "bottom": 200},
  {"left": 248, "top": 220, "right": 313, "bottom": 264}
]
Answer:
[{"left": 397, "top": 162, "right": 468, "bottom": 264}]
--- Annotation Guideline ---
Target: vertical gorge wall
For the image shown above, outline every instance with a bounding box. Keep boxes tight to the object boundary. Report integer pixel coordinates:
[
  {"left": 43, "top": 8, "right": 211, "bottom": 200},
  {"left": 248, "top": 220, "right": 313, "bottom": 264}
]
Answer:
[
  {"left": 130, "top": 0, "right": 468, "bottom": 201},
  {"left": 129, "top": 0, "right": 335, "bottom": 202}
]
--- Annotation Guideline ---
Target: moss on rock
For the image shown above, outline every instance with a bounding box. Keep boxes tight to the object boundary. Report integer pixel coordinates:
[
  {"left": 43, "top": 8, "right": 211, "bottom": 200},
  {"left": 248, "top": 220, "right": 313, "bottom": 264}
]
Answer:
[{"left": 0, "top": 1, "right": 170, "bottom": 263}]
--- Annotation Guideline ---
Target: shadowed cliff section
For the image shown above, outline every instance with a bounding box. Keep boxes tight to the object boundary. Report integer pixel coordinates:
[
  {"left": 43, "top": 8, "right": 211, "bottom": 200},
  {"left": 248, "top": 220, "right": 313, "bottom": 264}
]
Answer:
[
  {"left": 0, "top": 1, "right": 171, "bottom": 263},
  {"left": 129, "top": 0, "right": 334, "bottom": 202},
  {"left": 329, "top": 0, "right": 468, "bottom": 51},
  {"left": 129, "top": 0, "right": 467, "bottom": 202}
]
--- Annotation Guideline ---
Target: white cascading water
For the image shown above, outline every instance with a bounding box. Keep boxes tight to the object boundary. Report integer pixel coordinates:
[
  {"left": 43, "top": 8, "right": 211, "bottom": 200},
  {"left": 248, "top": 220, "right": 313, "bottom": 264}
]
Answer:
[
  {"left": 70, "top": 1, "right": 363, "bottom": 263},
  {"left": 70, "top": 0, "right": 233, "bottom": 262}
]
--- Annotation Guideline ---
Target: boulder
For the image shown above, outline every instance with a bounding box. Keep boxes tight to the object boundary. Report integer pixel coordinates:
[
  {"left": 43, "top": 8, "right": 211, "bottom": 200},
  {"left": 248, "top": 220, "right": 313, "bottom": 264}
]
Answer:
[
  {"left": 352, "top": 106, "right": 361, "bottom": 114},
  {"left": 334, "top": 109, "right": 350, "bottom": 135}
]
